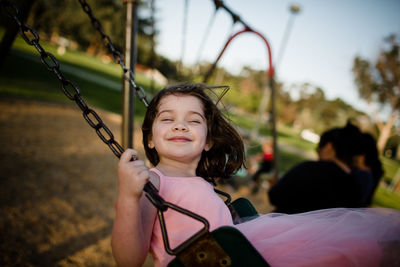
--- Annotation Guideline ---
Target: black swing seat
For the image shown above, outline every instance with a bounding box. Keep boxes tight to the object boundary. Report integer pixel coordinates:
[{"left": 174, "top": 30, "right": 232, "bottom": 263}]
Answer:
[
  {"left": 167, "top": 226, "right": 269, "bottom": 267},
  {"left": 230, "top": 197, "right": 260, "bottom": 219},
  {"left": 168, "top": 198, "right": 268, "bottom": 267}
]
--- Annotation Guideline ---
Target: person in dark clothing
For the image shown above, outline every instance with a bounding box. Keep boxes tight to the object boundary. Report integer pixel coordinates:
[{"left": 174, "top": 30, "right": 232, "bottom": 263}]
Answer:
[
  {"left": 352, "top": 133, "right": 384, "bottom": 206},
  {"left": 268, "top": 161, "right": 361, "bottom": 213},
  {"left": 268, "top": 123, "right": 365, "bottom": 214},
  {"left": 351, "top": 168, "right": 374, "bottom": 207}
]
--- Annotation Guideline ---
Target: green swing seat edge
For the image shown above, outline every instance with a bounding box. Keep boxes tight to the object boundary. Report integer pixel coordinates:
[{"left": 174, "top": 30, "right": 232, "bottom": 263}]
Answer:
[
  {"left": 167, "top": 226, "right": 269, "bottom": 267},
  {"left": 231, "top": 197, "right": 260, "bottom": 219},
  {"left": 167, "top": 198, "right": 268, "bottom": 267}
]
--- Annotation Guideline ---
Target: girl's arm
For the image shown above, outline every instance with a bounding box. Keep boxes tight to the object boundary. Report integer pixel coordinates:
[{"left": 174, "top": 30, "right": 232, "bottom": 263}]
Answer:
[{"left": 111, "top": 149, "right": 158, "bottom": 267}]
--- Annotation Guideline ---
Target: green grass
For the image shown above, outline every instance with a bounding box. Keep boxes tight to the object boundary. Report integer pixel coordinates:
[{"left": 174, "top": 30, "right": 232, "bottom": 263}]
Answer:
[
  {"left": 372, "top": 186, "right": 400, "bottom": 209},
  {"left": 381, "top": 156, "right": 400, "bottom": 183},
  {"left": 1, "top": 50, "right": 125, "bottom": 113},
  {"left": 1, "top": 46, "right": 149, "bottom": 118},
  {"left": 277, "top": 125, "right": 317, "bottom": 152},
  {"left": 9, "top": 31, "right": 163, "bottom": 91},
  {"left": 229, "top": 112, "right": 317, "bottom": 153},
  {"left": 246, "top": 140, "right": 306, "bottom": 174}
]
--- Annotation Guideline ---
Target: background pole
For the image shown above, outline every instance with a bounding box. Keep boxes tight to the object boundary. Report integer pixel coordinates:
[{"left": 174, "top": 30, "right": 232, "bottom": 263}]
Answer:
[
  {"left": 122, "top": 0, "right": 138, "bottom": 149},
  {"left": 275, "top": 4, "right": 301, "bottom": 70}
]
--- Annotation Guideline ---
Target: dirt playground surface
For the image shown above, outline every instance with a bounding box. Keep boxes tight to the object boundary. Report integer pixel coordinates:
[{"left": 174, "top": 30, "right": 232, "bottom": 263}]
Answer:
[{"left": 0, "top": 98, "right": 274, "bottom": 266}]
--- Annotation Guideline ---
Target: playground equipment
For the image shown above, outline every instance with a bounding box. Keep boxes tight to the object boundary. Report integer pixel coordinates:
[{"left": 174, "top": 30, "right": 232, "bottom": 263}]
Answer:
[{"left": 200, "top": 0, "right": 279, "bottom": 179}]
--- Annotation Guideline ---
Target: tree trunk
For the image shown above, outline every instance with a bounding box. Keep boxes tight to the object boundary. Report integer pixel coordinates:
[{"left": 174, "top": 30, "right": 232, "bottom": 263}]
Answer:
[
  {"left": 0, "top": 0, "right": 35, "bottom": 69},
  {"left": 377, "top": 112, "right": 397, "bottom": 155}
]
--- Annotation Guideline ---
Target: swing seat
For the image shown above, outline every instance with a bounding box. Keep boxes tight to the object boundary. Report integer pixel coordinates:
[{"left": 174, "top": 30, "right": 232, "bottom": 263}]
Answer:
[
  {"left": 167, "top": 226, "right": 269, "bottom": 267},
  {"left": 167, "top": 198, "right": 267, "bottom": 266},
  {"left": 230, "top": 197, "right": 259, "bottom": 219}
]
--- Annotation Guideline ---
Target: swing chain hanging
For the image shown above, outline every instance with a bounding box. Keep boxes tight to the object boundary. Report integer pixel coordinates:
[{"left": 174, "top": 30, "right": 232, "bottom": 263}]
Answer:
[
  {"left": 77, "top": 0, "right": 149, "bottom": 107},
  {"left": 1, "top": 0, "right": 125, "bottom": 158}
]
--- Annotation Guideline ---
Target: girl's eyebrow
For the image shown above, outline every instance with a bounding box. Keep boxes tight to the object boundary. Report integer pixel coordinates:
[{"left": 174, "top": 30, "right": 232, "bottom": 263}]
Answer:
[
  {"left": 189, "top": 111, "right": 205, "bottom": 120},
  {"left": 156, "top": 110, "right": 172, "bottom": 117},
  {"left": 156, "top": 109, "right": 205, "bottom": 119}
]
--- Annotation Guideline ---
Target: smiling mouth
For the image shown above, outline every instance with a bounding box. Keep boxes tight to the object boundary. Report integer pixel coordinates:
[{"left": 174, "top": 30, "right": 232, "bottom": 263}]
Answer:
[{"left": 168, "top": 136, "right": 191, "bottom": 142}]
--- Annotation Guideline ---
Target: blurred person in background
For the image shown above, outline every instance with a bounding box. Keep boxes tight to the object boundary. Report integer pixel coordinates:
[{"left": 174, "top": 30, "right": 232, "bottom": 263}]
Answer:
[
  {"left": 268, "top": 123, "right": 365, "bottom": 214},
  {"left": 250, "top": 139, "right": 274, "bottom": 194}
]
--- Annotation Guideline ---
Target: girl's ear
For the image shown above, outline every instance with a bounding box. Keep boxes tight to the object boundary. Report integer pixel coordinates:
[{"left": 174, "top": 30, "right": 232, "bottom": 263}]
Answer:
[
  {"left": 204, "top": 141, "right": 213, "bottom": 151},
  {"left": 148, "top": 136, "right": 155, "bottom": 149}
]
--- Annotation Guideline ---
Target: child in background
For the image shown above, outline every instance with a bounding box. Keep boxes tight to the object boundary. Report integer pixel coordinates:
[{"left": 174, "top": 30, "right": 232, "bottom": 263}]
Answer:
[
  {"left": 112, "top": 84, "right": 400, "bottom": 267},
  {"left": 268, "top": 124, "right": 366, "bottom": 213},
  {"left": 251, "top": 138, "right": 274, "bottom": 194}
]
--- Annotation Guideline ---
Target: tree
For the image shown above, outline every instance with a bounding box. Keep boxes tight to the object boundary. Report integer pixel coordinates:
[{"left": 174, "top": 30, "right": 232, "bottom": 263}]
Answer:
[
  {"left": 352, "top": 35, "right": 400, "bottom": 154},
  {"left": 23, "top": 0, "right": 155, "bottom": 65}
]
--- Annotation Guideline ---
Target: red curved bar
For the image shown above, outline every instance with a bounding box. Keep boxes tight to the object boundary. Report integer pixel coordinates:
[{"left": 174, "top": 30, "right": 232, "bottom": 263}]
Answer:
[{"left": 210, "top": 27, "right": 275, "bottom": 78}]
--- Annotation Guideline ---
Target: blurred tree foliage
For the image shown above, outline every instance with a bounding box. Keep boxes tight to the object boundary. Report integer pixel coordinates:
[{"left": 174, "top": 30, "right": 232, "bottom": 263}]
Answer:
[
  {"left": 3, "top": 0, "right": 179, "bottom": 79},
  {"left": 26, "top": 0, "right": 126, "bottom": 54},
  {"left": 353, "top": 34, "right": 400, "bottom": 154},
  {"left": 203, "top": 65, "right": 365, "bottom": 135}
]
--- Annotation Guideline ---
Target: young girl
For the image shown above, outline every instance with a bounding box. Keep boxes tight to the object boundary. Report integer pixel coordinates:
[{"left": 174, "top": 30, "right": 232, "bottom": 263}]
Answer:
[{"left": 112, "top": 84, "right": 400, "bottom": 267}]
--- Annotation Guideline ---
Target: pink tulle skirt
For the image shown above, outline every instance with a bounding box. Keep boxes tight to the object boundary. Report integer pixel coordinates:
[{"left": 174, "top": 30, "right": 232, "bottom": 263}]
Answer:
[{"left": 234, "top": 208, "right": 400, "bottom": 267}]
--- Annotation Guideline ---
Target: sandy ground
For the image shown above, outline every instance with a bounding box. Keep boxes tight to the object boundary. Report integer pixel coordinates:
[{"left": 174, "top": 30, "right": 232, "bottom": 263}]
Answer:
[{"left": 0, "top": 98, "right": 274, "bottom": 266}]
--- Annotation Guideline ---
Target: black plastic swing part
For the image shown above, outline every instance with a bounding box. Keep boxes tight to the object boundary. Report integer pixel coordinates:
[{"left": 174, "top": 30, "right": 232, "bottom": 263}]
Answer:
[
  {"left": 167, "top": 226, "right": 269, "bottom": 267},
  {"left": 230, "top": 197, "right": 259, "bottom": 219},
  {"left": 145, "top": 185, "right": 268, "bottom": 267},
  {"left": 163, "top": 196, "right": 267, "bottom": 267}
]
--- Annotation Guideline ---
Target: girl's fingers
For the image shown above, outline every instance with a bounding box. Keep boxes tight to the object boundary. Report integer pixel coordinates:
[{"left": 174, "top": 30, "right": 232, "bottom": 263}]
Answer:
[
  {"left": 137, "top": 168, "right": 150, "bottom": 182},
  {"left": 120, "top": 149, "right": 138, "bottom": 162}
]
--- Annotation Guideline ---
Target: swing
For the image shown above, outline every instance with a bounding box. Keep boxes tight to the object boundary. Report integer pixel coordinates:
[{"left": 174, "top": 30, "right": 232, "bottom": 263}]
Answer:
[{"left": 0, "top": 1, "right": 269, "bottom": 266}]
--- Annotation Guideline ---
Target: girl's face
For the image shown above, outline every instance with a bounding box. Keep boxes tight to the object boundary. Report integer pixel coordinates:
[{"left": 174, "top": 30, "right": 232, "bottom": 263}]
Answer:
[{"left": 149, "top": 94, "right": 212, "bottom": 165}]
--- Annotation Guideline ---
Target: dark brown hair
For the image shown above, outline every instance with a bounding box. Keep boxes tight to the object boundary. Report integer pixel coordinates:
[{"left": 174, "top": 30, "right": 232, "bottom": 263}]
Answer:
[
  {"left": 142, "top": 83, "right": 245, "bottom": 183},
  {"left": 318, "top": 122, "right": 363, "bottom": 166}
]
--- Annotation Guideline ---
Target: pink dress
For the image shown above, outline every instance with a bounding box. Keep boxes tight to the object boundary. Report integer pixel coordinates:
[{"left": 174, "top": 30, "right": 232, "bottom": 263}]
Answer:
[{"left": 149, "top": 168, "right": 400, "bottom": 267}]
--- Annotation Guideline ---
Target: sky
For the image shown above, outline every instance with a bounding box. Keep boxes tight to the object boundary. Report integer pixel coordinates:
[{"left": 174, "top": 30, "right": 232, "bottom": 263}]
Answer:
[{"left": 151, "top": 0, "right": 400, "bottom": 119}]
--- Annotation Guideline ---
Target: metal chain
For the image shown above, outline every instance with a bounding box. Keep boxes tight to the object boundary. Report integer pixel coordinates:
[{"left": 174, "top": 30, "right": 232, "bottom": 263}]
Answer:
[
  {"left": 0, "top": 0, "right": 171, "bottom": 212},
  {"left": 77, "top": 0, "right": 149, "bottom": 107},
  {"left": 1, "top": 0, "right": 125, "bottom": 158}
]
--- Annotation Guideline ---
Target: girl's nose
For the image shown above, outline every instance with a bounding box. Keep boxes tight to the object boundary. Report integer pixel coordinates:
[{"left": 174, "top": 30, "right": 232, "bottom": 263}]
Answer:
[{"left": 173, "top": 121, "right": 188, "bottom": 131}]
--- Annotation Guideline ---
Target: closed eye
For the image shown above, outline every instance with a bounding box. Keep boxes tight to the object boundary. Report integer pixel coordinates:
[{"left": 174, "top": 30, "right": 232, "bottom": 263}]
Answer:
[{"left": 188, "top": 114, "right": 204, "bottom": 124}]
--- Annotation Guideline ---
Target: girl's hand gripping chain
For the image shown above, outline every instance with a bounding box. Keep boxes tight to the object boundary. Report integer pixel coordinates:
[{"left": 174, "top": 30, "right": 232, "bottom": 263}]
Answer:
[
  {"left": 113, "top": 149, "right": 158, "bottom": 267},
  {"left": 117, "top": 149, "right": 150, "bottom": 200}
]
